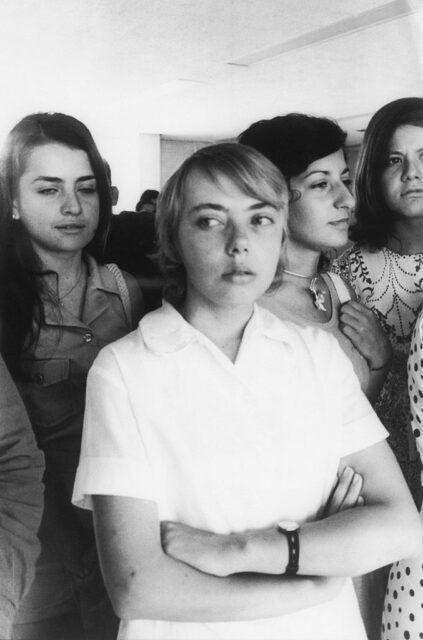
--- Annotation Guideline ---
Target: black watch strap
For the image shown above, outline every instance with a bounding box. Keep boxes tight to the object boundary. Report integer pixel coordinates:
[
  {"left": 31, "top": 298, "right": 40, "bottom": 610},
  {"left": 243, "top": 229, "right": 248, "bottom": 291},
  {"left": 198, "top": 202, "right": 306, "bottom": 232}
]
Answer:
[{"left": 277, "top": 523, "right": 300, "bottom": 575}]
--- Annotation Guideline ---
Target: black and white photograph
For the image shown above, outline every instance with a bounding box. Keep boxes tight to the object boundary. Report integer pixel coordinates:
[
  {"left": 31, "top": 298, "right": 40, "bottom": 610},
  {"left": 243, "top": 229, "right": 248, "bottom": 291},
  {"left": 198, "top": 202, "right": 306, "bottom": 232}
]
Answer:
[{"left": 1, "top": 2, "right": 423, "bottom": 639}]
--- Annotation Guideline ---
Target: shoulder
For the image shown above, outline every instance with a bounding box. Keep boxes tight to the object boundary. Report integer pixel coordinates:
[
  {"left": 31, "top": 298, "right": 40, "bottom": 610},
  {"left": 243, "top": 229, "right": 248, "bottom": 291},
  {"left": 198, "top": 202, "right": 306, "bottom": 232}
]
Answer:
[
  {"left": 332, "top": 243, "right": 363, "bottom": 268},
  {"left": 90, "top": 325, "right": 145, "bottom": 385},
  {"left": 258, "top": 305, "right": 341, "bottom": 360},
  {"left": 100, "top": 261, "right": 145, "bottom": 325},
  {"left": 92, "top": 304, "right": 177, "bottom": 368},
  {"left": 120, "top": 269, "right": 144, "bottom": 308},
  {"left": 331, "top": 244, "right": 381, "bottom": 286},
  {"left": 322, "top": 271, "right": 357, "bottom": 303}
]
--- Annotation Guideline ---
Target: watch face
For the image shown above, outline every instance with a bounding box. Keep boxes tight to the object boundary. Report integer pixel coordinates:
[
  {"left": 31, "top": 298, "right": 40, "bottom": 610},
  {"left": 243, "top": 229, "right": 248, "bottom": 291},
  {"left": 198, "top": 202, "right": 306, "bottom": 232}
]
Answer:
[{"left": 277, "top": 520, "right": 299, "bottom": 531}]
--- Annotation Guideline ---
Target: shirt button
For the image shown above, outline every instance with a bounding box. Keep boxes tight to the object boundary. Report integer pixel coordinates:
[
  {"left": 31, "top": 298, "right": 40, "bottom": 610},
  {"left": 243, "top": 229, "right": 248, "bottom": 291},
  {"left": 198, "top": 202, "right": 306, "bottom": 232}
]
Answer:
[
  {"left": 83, "top": 332, "right": 93, "bottom": 343},
  {"left": 33, "top": 373, "right": 44, "bottom": 385}
]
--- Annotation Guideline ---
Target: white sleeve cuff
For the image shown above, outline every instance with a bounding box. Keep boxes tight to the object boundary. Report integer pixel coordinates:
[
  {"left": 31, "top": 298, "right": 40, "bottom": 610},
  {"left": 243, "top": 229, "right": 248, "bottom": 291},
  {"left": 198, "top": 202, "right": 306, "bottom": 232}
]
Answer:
[
  {"left": 340, "top": 410, "right": 388, "bottom": 458},
  {"left": 72, "top": 456, "right": 158, "bottom": 510}
]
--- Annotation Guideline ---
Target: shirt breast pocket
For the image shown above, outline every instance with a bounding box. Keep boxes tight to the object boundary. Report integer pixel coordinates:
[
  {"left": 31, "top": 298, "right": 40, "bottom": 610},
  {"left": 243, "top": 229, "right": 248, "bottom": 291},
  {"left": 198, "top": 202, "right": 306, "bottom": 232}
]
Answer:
[{"left": 22, "top": 358, "right": 77, "bottom": 429}]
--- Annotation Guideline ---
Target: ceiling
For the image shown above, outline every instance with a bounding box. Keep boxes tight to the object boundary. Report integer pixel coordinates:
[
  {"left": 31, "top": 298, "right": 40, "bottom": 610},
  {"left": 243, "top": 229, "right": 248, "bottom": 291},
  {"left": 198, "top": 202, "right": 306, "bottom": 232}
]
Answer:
[{"left": 1, "top": 0, "right": 423, "bottom": 145}]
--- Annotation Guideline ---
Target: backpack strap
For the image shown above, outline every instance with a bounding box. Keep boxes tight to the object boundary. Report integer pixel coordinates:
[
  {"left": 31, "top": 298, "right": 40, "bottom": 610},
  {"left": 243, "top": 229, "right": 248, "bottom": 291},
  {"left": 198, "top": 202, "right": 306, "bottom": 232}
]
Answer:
[
  {"left": 105, "top": 263, "right": 133, "bottom": 326},
  {"left": 326, "top": 272, "right": 352, "bottom": 304}
]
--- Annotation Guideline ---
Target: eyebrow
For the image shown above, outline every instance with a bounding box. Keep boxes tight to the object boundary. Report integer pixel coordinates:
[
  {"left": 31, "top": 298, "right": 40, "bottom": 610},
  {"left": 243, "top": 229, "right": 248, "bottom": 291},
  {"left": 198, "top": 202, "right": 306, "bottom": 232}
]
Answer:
[
  {"left": 389, "top": 148, "right": 423, "bottom": 154},
  {"left": 187, "top": 201, "right": 275, "bottom": 214},
  {"left": 32, "top": 174, "right": 96, "bottom": 184},
  {"left": 303, "top": 168, "right": 350, "bottom": 179}
]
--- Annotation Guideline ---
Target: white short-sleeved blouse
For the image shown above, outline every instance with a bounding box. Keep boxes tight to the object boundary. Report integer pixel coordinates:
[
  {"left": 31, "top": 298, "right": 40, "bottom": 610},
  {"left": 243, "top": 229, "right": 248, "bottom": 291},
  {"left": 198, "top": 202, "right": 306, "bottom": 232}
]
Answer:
[{"left": 73, "top": 302, "right": 387, "bottom": 640}]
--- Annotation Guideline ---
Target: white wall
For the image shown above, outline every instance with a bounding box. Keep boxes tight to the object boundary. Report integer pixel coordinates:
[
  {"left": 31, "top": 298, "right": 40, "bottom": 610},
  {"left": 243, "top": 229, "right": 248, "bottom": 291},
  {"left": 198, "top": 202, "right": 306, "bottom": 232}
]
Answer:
[
  {"left": 102, "top": 133, "right": 362, "bottom": 214},
  {"left": 101, "top": 133, "right": 161, "bottom": 213},
  {"left": 160, "top": 138, "right": 215, "bottom": 186}
]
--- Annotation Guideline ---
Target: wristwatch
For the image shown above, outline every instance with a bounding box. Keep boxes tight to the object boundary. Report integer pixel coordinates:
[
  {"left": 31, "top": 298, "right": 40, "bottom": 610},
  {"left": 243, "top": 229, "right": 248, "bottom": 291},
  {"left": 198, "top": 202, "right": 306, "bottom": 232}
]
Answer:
[{"left": 277, "top": 521, "right": 300, "bottom": 575}]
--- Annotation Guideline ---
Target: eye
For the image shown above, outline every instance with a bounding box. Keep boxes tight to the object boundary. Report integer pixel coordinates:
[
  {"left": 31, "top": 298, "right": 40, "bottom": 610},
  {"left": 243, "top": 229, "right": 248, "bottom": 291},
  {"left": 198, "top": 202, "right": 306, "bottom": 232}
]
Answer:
[
  {"left": 387, "top": 156, "right": 402, "bottom": 166},
  {"left": 38, "top": 187, "right": 58, "bottom": 195},
  {"left": 78, "top": 186, "right": 97, "bottom": 195},
  {"left": 311, "top": 181, "right": 329, "bottom": 190},
  {"left": 195, "top": 216, "right": 222, "bottom": 229},
  {"left": 251, "top": 214, "right": 274, "bottom": 226},
  {"left": 342, "top": 178, "right": 353, "bottom": 192}
]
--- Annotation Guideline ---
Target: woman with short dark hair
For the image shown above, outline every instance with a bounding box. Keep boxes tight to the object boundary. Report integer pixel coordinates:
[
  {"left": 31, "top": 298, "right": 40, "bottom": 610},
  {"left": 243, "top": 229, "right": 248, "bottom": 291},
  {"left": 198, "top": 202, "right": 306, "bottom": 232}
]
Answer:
[{"left": 239, "top": 113, "right": 391, "bottom": 404}]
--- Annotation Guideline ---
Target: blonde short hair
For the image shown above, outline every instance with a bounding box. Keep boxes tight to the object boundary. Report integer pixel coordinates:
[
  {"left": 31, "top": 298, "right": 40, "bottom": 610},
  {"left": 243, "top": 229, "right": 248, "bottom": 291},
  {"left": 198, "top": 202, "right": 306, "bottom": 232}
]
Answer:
[{"left": 156, "top": 142, "right": 288, "bottom": 303}]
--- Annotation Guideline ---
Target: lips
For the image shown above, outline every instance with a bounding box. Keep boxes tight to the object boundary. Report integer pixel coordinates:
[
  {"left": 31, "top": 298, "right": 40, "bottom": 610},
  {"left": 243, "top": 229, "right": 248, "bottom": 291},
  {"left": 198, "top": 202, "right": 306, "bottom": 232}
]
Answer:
[
  {"left": 329, "top": 218, "right": 349, "bottom": 226},
  {"left": 402, "top": 189, "right": 423, "bottom": 197},
  {"left": 55, "top": 223, "right": 85, "bottom": 228},
  {"left": 223, "top": 267, "right": 255, "bottom": 276},
  {"left": 222, "top": 266, "right": 256, "bottom": 284}
]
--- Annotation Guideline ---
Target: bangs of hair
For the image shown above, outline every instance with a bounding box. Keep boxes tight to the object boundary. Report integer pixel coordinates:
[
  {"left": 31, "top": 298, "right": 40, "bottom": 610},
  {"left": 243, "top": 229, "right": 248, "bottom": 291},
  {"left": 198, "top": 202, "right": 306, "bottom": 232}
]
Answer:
[{"left": 193, "top": 146, "right": 287, "bottom": 209}]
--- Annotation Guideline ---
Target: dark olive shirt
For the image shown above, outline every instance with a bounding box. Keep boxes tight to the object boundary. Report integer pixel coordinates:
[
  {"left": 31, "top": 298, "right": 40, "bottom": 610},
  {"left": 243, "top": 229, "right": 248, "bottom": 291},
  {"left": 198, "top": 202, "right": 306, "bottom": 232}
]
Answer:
[
  {"left": 16, "top": 257, "right": 143, "bottom": 582},
  {"left": 0, "top": 355, "right": 44, "bottom": 639}
]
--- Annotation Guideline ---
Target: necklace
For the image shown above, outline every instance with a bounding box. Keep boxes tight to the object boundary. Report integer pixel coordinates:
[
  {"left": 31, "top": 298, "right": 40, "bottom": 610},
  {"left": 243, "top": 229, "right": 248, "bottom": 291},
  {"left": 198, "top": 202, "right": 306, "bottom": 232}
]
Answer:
[
  {"left": 309, "top": 277, "right": 327, "bottom": 312},
  {"left": 282, "top": 269, "right": 327, "bottom": 312},
  {"left": 59, "top": 266, "right": 84, "bottom": 301},
  {"left": 283, "top": 268, "right": 315, "bottom": 279}
]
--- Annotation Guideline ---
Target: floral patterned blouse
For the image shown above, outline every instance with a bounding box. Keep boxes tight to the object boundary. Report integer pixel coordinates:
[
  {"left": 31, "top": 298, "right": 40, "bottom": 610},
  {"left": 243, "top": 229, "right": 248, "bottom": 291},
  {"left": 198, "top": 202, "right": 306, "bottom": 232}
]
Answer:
[{"left": 332, "top": 244, "right": 423, "bottom": 503}]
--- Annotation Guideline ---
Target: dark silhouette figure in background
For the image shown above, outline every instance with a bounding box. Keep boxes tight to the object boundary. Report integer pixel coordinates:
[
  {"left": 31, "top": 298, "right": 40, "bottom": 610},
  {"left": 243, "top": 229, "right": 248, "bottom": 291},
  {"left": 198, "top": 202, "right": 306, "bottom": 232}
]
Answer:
[
  {"left": 105, "top": 184, "right": 162, "bottom": 311},
  {"left": 135, "top": 189, "right": 158, "bottom": 214}
]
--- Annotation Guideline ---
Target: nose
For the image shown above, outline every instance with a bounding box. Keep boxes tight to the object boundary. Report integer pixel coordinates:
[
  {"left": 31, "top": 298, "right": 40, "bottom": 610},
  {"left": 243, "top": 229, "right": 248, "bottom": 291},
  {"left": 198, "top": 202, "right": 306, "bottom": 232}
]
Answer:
[
  {"left": 61, "top": 190, "right": 82, "bottom": 215},
  {"left": 226, "top": 223, "right": 250, "bottom": 256},
  {"left": 401, "top": 158, "right": 422, "bottom": 182},
  {"left": 334, "top": 182, "right": 355, "bottom": 213}
]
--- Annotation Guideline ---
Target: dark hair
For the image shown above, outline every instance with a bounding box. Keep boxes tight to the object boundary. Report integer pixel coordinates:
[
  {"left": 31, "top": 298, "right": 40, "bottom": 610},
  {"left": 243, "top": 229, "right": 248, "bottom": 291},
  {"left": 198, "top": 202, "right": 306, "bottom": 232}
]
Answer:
[
  {"left": 0, "top": 112, "right": 112, "bottom": 375},
  {"left": 238, "top": 113, "right": 347, "bottom": 180},
  {"left": 157, "top": 142, "right": 288, "bottom": 303},
  {"left": 350, "top": 97, "right": 423, "bottom": 248},
  {"left": 136, "top": 189, "right": 159, "bottom": 211}
]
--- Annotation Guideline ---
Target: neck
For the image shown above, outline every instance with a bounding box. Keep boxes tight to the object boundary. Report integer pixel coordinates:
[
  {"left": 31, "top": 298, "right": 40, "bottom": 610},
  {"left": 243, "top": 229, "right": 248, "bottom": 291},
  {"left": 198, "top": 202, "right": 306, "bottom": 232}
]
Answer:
[
  {"left": 181, "top": 296, "right": 253, "bottom": 362},
  {"left": 35, "top": 248, "right": 84, "bottom": 279},
  {"left": 283, "top": 242, "right": 321, "bottom": 282},
  {"left": 387, "top": 219, "right": 423, "bottom": 254}
]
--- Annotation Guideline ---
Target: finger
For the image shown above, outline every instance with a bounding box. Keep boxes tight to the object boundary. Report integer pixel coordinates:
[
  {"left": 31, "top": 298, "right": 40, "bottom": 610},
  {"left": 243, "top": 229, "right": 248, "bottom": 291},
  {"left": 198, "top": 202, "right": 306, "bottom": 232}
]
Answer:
[
  {"left": 341, "top": 300, "right": 372, "bottom": 315},
  {"left": 340, "top": 323, "right": 365, "bottom": 343},
  {"left": 340, "top": 307, "right": 377, "bottom": 329},
  {"left": 339, "top": 317, "right": 367, "bottom": 335},
  {"left": 340, "top": 324, "right": 371, "bottom": 354},
  {"left": 339, "top": 473, "right": 363, "bottom": 510},
  {"left": 328, "top": 466, "right": 355, "bottom": 513},
  {"left": 339, "top": 305, "right": 374, "bottom": 326},
  {"left": 340, "top": 308, "right": 366, "bottom": 324}
]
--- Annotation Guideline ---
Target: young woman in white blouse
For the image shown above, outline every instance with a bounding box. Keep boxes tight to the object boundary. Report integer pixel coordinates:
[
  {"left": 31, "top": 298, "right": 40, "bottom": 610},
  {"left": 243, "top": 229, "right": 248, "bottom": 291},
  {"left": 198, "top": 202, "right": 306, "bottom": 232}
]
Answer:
[{"left": 73, "top": 143, "right": 421, "bottom": 640}]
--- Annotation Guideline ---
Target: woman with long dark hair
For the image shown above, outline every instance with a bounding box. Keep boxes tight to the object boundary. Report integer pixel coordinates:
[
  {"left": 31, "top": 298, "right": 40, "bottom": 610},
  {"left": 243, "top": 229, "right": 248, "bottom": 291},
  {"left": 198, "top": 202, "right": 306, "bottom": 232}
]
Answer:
[
  {"left": 0, "top": 112, "right": 143, "bottom": 640},
  {"left": 333, "top": 97, "right": 423, "bottom": 505}
]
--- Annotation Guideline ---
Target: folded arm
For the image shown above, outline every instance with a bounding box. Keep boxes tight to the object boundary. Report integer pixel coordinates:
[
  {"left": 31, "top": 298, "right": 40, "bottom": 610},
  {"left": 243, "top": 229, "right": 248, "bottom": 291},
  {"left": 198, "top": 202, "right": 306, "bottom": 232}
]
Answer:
[
  {"left": 92, "top": 495, "right": 342, "bottom": 622},
  {"left": 164, "top": 441, "right": 421, "bottom": 578}
]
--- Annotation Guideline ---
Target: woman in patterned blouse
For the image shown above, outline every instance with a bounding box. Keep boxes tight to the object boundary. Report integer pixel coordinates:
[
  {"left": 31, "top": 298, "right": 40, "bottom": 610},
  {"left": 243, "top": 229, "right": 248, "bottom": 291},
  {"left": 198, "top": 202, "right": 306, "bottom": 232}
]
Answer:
[
  {"left": 332, "top": 97, "right": 423, "bottom": 504},
  {"left": 332, "top": 98, "right": 423, "bottom": 640}
]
